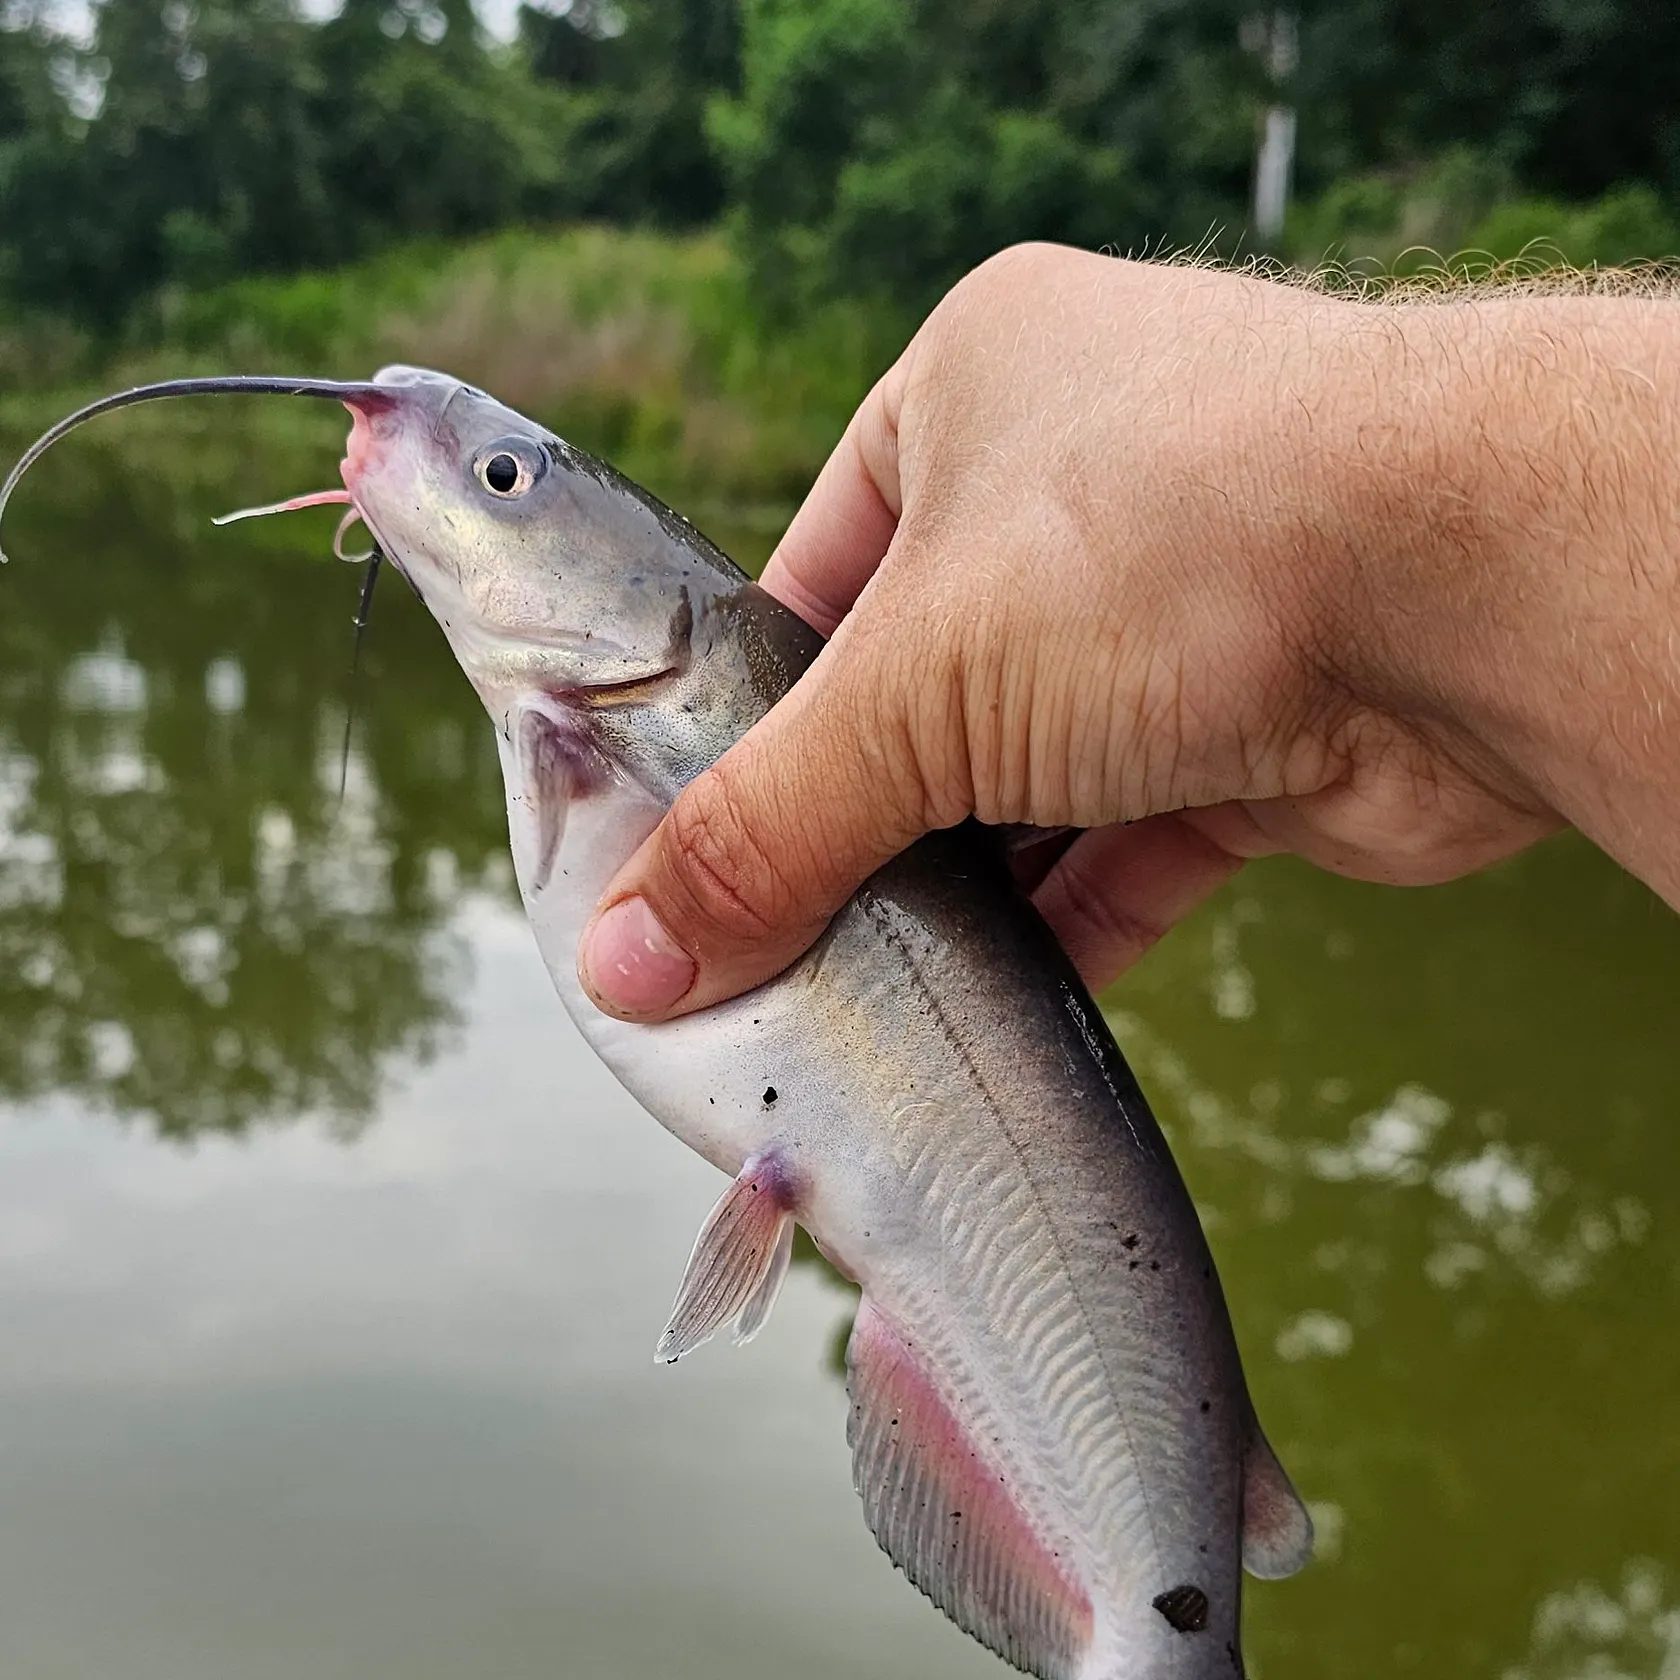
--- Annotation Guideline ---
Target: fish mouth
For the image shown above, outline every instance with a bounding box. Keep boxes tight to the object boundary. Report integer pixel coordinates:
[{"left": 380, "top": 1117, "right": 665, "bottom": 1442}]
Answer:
[
  {"left": 339, "top": 394, "right": 396, "bottom": 487},
  {"left": 341, "top": 417, "right": 373, "bottom": 485}
]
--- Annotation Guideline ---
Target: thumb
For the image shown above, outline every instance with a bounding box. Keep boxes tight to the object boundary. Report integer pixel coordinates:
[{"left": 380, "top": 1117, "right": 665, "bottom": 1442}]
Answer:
[{"left": 576, "top": 627, "right": 948, "bottom": 1020}]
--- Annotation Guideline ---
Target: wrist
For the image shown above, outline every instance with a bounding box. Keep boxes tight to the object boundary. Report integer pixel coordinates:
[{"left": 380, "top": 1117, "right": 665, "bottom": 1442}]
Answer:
[{"left": 1306, "top": 291, "right": 1680, "bottom": 904}]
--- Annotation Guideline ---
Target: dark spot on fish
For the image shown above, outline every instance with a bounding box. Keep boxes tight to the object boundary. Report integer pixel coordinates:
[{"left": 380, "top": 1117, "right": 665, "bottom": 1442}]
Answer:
[
  {"left": 763, "top": 1086, "right": 778, "bottom": 1105},
  {"left": 1150, "top": 1260, "right": 1161, "bottom": 1271},
  {"left": 1153, "top": 1584, "right": 1209, "bottom": 1634},
  {"left": 1129, "top": 1261, "right": 1140, "bottom": 1271},
  {"left": 1121, "top": 1233, "right": 1140, "bottom": 1250},
  {"left": 1200, "top": 1399, "right": 1211, "bottom": 1414},
  {"left": 664, "top": 588, "right": 695, "bottom": 672},
  {"left": 1203, "top": 1267, "right": 1212, "bottom": 1280}
]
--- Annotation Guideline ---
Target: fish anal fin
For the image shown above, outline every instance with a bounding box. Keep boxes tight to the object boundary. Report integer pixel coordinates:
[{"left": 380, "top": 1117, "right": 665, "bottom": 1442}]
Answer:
[
  {"left": 845, "top": 1298, "right": 1092, "bottom": 1680},
  {"left": 1241, "top": 1414, "right": 1314, "bottom": 1580},
  {"left": 655, "top": 1153, "right": 795, "bottom": 1363}
]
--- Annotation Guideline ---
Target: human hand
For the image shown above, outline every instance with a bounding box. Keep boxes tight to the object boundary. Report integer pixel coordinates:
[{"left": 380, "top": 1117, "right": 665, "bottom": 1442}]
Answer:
[{"left": 577, "top": 244, "right": 1680, "bottom": 1020}]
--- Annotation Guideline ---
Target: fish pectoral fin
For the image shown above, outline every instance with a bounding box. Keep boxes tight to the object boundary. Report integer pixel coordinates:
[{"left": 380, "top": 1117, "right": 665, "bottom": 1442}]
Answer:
[
  {"left": 845, "top": 1298, "right": 1093, "bottom": 1680},
  {"left": 655, "top": 1155, "right": 795, "bottom": 1363},
  {"left": 1240, "top": 1412, "right": 1314, "bottom": 1579}
]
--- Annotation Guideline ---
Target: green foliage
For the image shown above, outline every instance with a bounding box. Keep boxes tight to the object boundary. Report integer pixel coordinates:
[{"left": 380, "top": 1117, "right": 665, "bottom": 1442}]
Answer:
[
  {"left": 1289, "top": 153, "right": 1680, "bottom": 275},
  {"left": 1466, "top": 185, "right": 1680, "bottom": 270},
  {"left": 1290, "top": 0, "right": 1680, "bottom": 207},
  {"left": 824, "top": 102, "right": 1121, "bottom": 307},
  {"left": 0, "top": 9, "right": 52, "bottom": 139},
  {"left": 524, "top": 0, "right": 739, "bottom": 226},
  {"left": 6, "top": 0, "right": 1680, "bottom": 360},
  {"left": 709, "top": 0, "right": 1254, "bottom": 312},
  {"left": 0, "top": 0, "right": 720, "bottom": 329}
]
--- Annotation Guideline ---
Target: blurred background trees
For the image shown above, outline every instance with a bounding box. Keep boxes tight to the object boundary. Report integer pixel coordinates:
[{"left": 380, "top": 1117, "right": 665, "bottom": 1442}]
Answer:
[{"left": 1, "top": 0, "right": 1678, "bottom": 345}]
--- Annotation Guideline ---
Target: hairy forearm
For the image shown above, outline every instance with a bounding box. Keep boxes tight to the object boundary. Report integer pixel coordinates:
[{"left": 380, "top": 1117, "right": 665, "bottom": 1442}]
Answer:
[{"left": 1311, "top": 292, "right": 1680, "bottom": 906}]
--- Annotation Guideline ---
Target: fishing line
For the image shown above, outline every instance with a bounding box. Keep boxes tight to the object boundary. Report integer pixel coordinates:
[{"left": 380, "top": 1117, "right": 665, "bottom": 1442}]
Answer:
[
  {"left": 338, "top": 545, "right": 384, "bottom": 804},
  {"left": 202, "top": 483, "right": 383, "bottom": 804},
  {"left": 200, "top": 488, "right": 383, "bottom": 803}
]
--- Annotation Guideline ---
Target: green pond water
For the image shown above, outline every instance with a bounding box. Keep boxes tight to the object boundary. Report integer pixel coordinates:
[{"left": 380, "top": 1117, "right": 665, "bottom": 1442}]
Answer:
[{"left": 0, "top": 405, "right": 1675, "bottom": 1680}]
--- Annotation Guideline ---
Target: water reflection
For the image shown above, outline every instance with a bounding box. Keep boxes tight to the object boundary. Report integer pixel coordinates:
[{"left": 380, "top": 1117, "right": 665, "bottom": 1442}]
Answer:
[
  {"left": 0, "top": 418, "right": 512, "bottom": 1135},
  {"left": 0, "top": 899, "right": 961, "bottom": 1680},
  {"left": 1506, "top": 1563, "right": 1680, "bottom": 1680},
  {"left": 1114, "top": 848, "right": 1680, "bottom": 1679}
]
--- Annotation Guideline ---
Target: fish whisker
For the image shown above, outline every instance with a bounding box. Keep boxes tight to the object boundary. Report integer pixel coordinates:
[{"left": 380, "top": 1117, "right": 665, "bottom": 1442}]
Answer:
[{"left": 212, "top": 488, "right": 354, "bottom": 526}]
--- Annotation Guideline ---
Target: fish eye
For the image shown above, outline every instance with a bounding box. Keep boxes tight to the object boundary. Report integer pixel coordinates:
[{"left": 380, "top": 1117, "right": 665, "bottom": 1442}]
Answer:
[{"left": 474, "top": 438, "right": 546, "bottom": 499}]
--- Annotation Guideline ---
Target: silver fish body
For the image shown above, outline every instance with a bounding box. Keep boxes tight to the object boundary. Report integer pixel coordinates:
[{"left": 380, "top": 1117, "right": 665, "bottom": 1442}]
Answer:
[{"left": 335, "top": 366, "right": 1314, "bottom": 1678}]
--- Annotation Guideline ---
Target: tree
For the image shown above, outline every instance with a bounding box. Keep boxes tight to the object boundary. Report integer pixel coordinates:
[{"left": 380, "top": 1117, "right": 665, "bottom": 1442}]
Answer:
[
  {"left": 709, "top": 0, "right": 1255, "bottom": 315},
  {"left": 0, "top": 0, "right": 581, "bottom": 326},
  {"left": 1292, "top": 0, "right": 1680, "bottom": 204},
  {"left": 521, "top": 0, "right": 738, "bottom": 226}
]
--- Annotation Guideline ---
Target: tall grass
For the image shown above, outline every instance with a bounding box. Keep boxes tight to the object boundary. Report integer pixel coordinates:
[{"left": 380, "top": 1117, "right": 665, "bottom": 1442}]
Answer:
[{"left": 0, "top": 227, "right": 900, "bottom": 521}]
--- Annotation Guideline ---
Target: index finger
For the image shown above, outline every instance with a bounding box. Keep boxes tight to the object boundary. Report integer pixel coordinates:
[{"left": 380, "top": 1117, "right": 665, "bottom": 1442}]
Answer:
[{"left": 760, "top": 361, "right": 907, "bottom": 636}]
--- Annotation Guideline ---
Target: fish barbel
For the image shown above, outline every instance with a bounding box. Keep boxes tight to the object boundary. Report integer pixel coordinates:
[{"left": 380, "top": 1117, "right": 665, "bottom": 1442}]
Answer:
[{"left": 0, "top": 367, "right": 1312, "bottom": 1678}]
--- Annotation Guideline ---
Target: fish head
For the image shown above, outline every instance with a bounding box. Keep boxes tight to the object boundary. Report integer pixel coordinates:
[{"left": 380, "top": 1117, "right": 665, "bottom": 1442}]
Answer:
[
  {"left": 340, "top": 364, "right": 730, "bottom": 716},
  {"left": 0, "top": 362, "right": 813, "bottom": 814}
]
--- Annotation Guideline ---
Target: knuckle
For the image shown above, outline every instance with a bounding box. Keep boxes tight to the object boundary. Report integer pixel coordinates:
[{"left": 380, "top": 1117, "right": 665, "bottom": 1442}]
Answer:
[
  {"left": 920, "top": 243, "right": 1058, "bottom": 364},
  {"left": 662, "top": 768, "right": 788, "bottom": 943},
  {"left": 970, "top": 240, "right": 1066, "bottom": 291}
]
